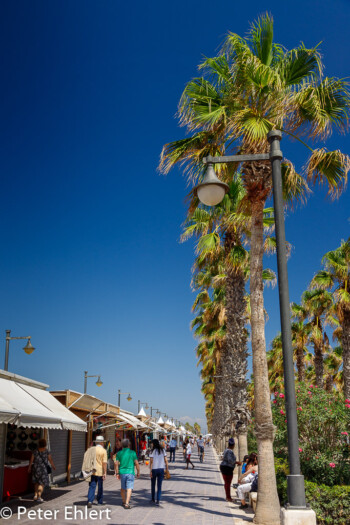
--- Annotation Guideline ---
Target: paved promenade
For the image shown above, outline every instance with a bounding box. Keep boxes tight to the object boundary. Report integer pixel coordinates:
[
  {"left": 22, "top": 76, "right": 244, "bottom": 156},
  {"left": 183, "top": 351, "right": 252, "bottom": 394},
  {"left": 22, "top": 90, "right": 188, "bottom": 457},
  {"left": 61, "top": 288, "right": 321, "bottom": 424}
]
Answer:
[{"left": 1, "top": 447, "right": 254, "bottom": 524}]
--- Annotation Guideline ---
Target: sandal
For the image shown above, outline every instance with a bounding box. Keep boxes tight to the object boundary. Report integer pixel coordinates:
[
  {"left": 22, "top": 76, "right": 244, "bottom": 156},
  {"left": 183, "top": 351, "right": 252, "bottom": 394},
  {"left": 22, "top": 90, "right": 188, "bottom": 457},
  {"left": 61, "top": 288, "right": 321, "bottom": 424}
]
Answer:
[{"left": 123, "top": 504, "right": 131, "bottom": 509}]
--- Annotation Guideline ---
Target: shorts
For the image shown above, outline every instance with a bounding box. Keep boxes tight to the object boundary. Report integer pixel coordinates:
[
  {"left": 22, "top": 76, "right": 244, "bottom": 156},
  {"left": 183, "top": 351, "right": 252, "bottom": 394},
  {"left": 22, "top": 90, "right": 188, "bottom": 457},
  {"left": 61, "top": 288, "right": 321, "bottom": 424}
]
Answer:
[
  {"left": 186, "top": 454, "right": 191, "bottom": 460},
  {"left": 199, "top": 446, "right": 204, "bottom": 453},
  {"left": 120, "top": 473, "right": 135, "bottom": 490}
]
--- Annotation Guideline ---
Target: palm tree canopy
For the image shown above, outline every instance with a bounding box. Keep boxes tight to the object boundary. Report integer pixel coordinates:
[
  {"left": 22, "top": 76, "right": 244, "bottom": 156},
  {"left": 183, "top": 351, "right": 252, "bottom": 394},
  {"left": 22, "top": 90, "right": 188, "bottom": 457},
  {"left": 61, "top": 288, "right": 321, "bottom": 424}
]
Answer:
[{"left": 159, "top": 13, "right": 350, "bottom": 202}]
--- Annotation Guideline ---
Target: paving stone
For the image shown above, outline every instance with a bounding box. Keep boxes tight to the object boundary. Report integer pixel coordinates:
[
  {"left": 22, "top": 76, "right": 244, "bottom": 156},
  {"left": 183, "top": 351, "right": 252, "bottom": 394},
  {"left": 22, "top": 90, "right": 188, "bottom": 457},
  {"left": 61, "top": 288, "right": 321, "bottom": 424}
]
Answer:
[{"left": 1, "top": 447, "right": 254, "bottom": 524}]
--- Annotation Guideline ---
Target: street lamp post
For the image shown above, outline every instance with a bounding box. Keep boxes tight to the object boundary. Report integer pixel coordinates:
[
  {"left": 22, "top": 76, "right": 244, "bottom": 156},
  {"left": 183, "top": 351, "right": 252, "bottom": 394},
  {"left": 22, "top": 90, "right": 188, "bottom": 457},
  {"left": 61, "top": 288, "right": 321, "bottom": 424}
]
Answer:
[
  {"left": 118, "top": 389, "right": 132, "bottom": 407},
  {"left": 150, "top": 407, "right": 159, "bottom": 417},
  {"left": 4, "top": 330, "right": 35, "bottom": 371},
  {"left": 194, "top": 130, "right": 306, "bottom": 509},
  {"left": 83, "top": 371, "right": 103, "bottom": 394},
  {"left": 138, "top": 400, "right": 149, "bottom": 413}
]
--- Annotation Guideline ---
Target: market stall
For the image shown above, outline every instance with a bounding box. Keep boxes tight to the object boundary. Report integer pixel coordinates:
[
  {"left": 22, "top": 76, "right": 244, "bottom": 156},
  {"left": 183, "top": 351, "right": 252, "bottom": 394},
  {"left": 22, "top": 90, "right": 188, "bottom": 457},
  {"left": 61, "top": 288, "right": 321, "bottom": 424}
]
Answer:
[
  {"left": 50, "top": 390, "right": 120, "bottom": 481},
  {"left": 0, "top": 371, "right": 86, "bottom": 503}
]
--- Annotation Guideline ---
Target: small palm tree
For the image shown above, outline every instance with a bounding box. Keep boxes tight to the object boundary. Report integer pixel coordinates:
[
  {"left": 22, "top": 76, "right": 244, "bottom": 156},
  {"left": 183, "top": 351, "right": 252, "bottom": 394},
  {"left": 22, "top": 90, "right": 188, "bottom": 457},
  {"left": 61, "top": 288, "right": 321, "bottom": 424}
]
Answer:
[
  {"left": 311, "top": 238, "right": 350, "bottom": 397},
  {"left": 291, "top": 320, "right": 312, "bottom": 382},
  {"left": 267, "top": 333, "right": 285, "bottom": 393},
  {"left": 301, "top": 289, "right": 334, "bottom": 388}
]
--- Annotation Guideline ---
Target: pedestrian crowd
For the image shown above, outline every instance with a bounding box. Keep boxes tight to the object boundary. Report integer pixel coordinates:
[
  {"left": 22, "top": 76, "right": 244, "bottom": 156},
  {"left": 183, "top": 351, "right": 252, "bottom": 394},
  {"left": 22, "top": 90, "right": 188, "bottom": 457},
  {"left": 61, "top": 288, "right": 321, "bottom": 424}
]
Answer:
[{"left": 81, "top": 434, "right": 211, "bottom": 509}]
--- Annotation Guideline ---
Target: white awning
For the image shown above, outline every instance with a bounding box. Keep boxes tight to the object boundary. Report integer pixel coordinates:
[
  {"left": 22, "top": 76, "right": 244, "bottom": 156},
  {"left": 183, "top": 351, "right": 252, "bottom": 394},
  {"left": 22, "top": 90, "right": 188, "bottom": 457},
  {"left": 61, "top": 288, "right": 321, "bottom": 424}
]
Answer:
[
  {"left": 0, "top": 377, "right": 86, "bottom": 431},
  {"left": 119, "top": 412, "right": 148, "bottom": 429}
]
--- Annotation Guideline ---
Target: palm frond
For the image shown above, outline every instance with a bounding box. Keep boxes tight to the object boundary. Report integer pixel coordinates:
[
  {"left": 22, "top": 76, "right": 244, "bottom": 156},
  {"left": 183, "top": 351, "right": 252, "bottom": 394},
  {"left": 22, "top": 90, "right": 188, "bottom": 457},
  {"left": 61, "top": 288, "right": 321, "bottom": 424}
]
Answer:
[
  {"left": 306, "top": 148, "right": 350, "bottom": 198},
  {"left": 294, "top": 78, "right": 350, "bottom": 138},
  {"left": 278, "top": 44, "right": 322, "bottom": 85},
  {"left": 281, "top": 159, "right": 310, "bottom": 205},
  {"left": 248, "top": 12, "right": 274, "bottom": 66}
]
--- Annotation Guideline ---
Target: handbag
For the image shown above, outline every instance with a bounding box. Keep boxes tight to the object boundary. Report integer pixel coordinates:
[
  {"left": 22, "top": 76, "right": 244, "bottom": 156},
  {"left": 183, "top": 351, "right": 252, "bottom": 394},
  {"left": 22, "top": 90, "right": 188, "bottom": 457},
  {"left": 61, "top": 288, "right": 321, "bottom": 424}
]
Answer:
[
  {"left": 165, "top": 469, "right": 171, "bottom": 480},
  {"left": 46, "top": 464, "right": 52, "bottom": 474}
]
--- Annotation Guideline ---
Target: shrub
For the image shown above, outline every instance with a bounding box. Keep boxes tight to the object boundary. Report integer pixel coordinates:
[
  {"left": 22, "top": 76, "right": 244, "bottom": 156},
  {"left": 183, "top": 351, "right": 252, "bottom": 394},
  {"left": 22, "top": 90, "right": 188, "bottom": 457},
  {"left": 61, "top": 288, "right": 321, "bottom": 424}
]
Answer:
[
  {"left": 275, "top": 460, "right": 350, "bottom": 525},
  {"left": 272, "top": 383, "right": 350, "bottom": 486}
]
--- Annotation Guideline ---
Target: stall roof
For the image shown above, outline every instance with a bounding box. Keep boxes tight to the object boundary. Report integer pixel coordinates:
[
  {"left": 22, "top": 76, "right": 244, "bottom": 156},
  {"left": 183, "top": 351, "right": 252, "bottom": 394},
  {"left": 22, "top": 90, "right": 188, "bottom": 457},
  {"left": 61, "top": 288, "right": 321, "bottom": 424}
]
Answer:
[
  {"left": 0, "top": 371, "right": 86, "bottom": 431},
  {"left": 50, "top": 389, "right": 119, "bottom": 415}
]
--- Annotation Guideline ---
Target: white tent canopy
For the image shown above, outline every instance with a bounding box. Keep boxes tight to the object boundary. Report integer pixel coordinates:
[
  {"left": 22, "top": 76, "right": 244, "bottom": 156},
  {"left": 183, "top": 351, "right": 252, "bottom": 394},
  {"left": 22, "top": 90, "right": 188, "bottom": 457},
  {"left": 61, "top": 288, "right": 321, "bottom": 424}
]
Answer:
[{"left": 0, "top": 372, "right": 86, "bottom": 431}]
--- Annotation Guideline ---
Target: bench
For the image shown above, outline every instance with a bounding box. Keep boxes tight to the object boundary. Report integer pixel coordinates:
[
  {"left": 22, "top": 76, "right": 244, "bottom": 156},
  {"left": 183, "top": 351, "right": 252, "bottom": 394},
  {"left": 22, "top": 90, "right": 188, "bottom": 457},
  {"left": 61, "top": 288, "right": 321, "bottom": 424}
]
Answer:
[{"left": 249, "top": 492, "right": 257, "bottom": 512}]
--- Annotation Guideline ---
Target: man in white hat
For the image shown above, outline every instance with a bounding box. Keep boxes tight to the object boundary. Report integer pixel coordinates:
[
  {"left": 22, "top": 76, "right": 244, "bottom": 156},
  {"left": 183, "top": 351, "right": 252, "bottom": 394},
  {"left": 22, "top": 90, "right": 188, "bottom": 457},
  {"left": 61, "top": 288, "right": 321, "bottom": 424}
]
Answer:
[{"left": 87, "top": 435, "right": 108, "bottom": 508}]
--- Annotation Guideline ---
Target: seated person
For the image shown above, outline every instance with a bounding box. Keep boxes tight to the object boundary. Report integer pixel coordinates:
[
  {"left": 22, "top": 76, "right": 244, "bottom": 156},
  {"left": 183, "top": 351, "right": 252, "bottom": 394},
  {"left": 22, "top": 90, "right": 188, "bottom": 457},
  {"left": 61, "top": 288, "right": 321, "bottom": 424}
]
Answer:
[{"left": 236, "top": 454, "right": 258, "bottom": 509}]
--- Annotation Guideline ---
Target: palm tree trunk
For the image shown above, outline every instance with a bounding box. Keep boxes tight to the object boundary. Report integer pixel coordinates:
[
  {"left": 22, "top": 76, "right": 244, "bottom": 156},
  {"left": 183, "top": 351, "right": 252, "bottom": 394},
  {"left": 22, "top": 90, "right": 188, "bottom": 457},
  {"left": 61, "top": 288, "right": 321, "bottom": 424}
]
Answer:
[
  {"left": 225, "top": 267, "right": 249, "bottom": 435},
  {"left": 342, "top": 310, "right": 350, "bottom": 399},
  {"left": 212, "top": 264, "right": 249, "bottom": 450},
  {"left": 313, "top": 343, "right": 324, "bottom": 388},
  {"left": 250, "top": 199, "right": 280, "bottom": 525},
  {"left": 212, "top": 358, "right": 226, "bottom": 450},
  {"left": 237, "top": 430, "right": 248, "bottom": 477},
  {"left": 296, "top": 347, "right": 305, "bottom": 382}
]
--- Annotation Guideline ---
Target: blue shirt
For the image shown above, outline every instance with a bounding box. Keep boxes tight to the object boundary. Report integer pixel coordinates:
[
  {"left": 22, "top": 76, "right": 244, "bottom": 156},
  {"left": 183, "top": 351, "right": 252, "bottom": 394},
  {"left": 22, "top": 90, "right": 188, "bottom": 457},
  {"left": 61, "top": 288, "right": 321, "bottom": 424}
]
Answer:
[{"left": 170, "top": 439, "right": 177, "bottom": 448}]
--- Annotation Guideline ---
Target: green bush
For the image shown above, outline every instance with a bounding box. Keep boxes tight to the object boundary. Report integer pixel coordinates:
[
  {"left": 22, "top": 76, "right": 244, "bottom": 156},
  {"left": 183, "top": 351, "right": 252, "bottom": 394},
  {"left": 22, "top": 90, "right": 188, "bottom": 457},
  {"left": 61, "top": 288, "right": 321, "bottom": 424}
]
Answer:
[
  {"left": 275, "top": 459, "right": 350, "bottom": 525},
  {"left": 272, "top": 383, "right": 350, "bottom": 486}
]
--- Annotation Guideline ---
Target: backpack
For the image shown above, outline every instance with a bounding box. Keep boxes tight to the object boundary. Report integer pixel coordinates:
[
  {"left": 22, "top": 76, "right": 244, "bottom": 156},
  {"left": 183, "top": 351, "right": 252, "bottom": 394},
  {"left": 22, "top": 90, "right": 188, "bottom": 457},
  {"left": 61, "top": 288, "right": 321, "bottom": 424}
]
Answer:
[{"left": 250, "top": 473, "right": 258, "bottom": 492}]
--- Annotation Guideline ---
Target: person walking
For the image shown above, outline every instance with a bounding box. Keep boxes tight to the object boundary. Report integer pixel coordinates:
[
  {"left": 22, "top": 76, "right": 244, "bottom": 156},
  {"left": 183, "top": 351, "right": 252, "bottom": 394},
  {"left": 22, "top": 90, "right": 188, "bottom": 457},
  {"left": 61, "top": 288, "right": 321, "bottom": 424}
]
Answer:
[
  {"left": 28, "top": 439, "right": 56, "bottom": 502},
  {"left": 185, "top": 439, "right": 195, "bottom": 469},
  {"left": 140, "top": 436, "right": 147, "bottom": 464},
  {"left": 115, "top": 438, "right": 140, "bottom": 509},
  {"left": 85, "top": 435, "right": 107, "bottom": 508},
  {"left": 182, "top": 440, "right": 187, "bottom": 462},
  {"left": 169, "top": 436, "right": 177, "bottom": 463},
  {"left": 219, "top": 438, "right": 236, "bottom": 502},
  {"left": 149, "top": 439, "right": 169, "bottom": 505},
  {"left": 196, "top": 435, "right": 205, "bottom": 461}
]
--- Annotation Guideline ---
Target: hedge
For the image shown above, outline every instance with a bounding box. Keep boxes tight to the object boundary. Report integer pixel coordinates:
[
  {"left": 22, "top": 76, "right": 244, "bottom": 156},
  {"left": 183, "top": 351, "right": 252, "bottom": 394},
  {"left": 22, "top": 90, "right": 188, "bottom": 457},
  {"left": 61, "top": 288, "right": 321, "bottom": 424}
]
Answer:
[{"left": 276, "top": 460, "right": 350, "bottom": 525}]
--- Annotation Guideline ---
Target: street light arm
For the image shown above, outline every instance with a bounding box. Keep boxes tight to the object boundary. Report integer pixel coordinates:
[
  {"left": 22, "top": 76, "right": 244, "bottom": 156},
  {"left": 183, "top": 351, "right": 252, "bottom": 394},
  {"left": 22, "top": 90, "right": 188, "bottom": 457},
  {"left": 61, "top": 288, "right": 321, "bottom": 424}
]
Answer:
[
  {"left": 203, "top": 153, "right": 270, "bottom": 164},
  {"left": 7, "top": 336, "right": 31, "bottom": 340}
]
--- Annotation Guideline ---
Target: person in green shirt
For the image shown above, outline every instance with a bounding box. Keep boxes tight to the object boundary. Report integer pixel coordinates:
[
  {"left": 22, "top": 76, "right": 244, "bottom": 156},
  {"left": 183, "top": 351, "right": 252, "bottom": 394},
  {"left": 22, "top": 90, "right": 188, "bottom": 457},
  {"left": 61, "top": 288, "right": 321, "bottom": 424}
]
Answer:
[{"left": 114, "top": 439, "right": 140, "bottom": 509}]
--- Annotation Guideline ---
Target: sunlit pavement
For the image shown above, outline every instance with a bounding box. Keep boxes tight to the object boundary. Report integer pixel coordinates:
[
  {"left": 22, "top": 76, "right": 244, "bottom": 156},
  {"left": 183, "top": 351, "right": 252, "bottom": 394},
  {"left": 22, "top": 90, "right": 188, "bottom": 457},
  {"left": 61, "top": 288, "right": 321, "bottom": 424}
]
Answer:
[{"left": 1, "top": 447, "right": 254, "bottom": 524}]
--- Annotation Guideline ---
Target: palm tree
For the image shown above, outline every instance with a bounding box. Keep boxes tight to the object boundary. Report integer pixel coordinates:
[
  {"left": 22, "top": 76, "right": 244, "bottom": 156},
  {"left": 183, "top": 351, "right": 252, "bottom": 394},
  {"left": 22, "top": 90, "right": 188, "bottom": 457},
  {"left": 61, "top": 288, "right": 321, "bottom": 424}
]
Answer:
[
  {"left": 300, "top": 289, "right": 334, "bottom": 388},
  {"left": 183, "top": 178, "right": 250, "bottom": 452},
  {"left": 159, "top": 14, "right": 350, "bottom": 524},
  {"left": 311, "top": 238, "right": 350, "bottom": 397},
  {"left": 291, "top": 320, "right": 312, "bottom": 382},
  {"left": 267, "top": 333, "right": 285, "bottom": 393},
  {"left": 324, "top": 345, "right": 343, "bottom": 392}
]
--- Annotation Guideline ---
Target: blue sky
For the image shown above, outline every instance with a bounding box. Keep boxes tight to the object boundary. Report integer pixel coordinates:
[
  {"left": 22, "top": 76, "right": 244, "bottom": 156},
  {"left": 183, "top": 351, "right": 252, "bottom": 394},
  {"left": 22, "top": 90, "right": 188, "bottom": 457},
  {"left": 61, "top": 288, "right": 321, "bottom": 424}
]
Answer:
[{"left": 0, "top": 0, "right": 349, "bottom": 432}]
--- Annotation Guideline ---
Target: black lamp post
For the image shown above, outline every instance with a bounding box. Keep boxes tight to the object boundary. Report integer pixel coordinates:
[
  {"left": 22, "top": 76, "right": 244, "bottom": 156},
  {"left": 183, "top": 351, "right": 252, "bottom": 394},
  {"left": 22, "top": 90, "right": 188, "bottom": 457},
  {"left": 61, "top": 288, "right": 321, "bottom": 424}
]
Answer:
[{"left": 194, "top": 130, "right": 306, "bottom": 509}]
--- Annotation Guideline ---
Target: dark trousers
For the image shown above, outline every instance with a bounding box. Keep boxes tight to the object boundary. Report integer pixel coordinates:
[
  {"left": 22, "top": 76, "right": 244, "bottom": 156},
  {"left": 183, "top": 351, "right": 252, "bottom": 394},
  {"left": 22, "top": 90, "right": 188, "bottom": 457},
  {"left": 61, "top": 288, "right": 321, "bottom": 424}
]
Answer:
[
  {"left": 220, "top": 466, "right": 234, "bottom": 500},
  {"left": 151, "top": 468, "right": 164, "bottom": 502},
  {"left": 88, "top": 475, "right": 103, "bottom": 503},
  {"left": 169, "top": 447, "right": 176, "bottom": 462}
]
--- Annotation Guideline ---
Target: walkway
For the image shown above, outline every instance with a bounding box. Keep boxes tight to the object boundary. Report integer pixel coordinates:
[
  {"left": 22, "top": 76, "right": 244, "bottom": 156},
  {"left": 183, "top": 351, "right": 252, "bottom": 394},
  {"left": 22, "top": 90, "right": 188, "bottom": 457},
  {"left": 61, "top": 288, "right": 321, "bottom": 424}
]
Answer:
[{"left": 1, "top": 447, "right": 254, "bottom": 524}]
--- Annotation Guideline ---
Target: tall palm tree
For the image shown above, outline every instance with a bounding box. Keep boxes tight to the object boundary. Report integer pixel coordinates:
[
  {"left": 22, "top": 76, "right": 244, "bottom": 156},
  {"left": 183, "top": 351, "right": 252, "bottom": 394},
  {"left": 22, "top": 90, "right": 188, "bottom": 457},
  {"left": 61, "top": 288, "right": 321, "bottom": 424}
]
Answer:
[
  {"left": 159, "top": 14, "right": 350, "bottom": 524},
  {"left": 183, "top": 178, "right": 250, "bottom": 451},
  {"left": 311, "top": 238, "right": 350, "bottom": 397}
]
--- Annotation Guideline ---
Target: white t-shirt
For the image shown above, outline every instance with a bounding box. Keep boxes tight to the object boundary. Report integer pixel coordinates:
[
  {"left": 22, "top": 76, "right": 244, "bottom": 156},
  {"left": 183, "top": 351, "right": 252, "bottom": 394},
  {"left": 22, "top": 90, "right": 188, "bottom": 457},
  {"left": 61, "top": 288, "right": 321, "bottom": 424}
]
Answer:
[
  {"left": 197, "top": 439, "right": 204, "bottom": 447},
  {"left": 150, "top": 449, "right": 167, "bottom": 469},
  {"left": 186, "top": 443, "right": 192, "bottom": 455}
]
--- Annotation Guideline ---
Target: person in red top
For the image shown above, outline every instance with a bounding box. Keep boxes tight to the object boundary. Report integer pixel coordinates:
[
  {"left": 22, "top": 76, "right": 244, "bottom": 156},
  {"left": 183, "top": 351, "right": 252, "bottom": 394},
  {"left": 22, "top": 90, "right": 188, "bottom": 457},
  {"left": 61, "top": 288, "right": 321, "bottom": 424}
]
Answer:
[{"left": 140, "top": 436, "right": 147, "bottom": 463}]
